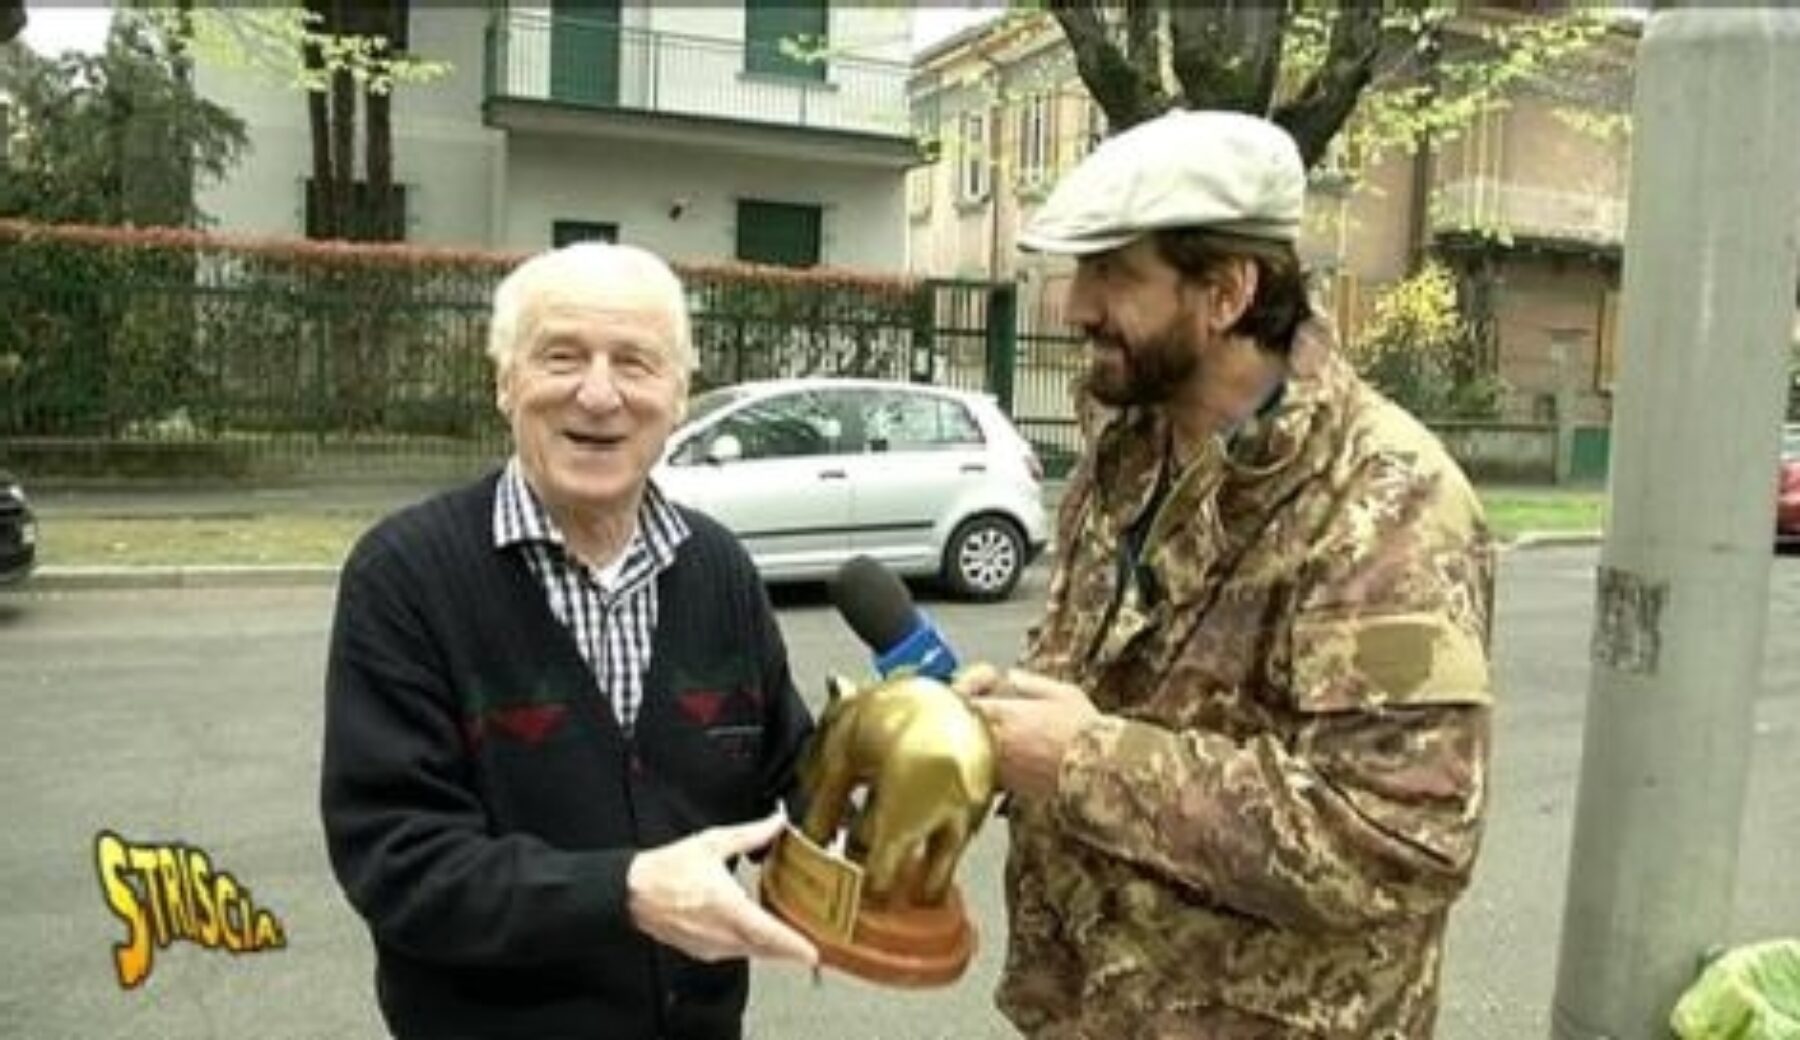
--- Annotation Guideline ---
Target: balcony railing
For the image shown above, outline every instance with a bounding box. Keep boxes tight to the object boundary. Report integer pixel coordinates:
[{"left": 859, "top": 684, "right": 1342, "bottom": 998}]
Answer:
[
  {"left": 485, "top": 12, "right": 912, "bottom": 140},
  {"left": 1434, "top": 177, "right": 1627, "bottom": 248}
]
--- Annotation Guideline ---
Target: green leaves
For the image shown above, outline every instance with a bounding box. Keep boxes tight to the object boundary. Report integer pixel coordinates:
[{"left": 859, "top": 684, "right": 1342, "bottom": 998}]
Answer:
[
  {"left": 1346, "top": 261, "right": 1502, "bottom": 421},
  {"left": 0, "top": 12, "right": 248, "bottom": 227},
  {"left": 1047, "top": 4, "right": 1616, "bottom": 178},
  {"left": 139, "top": 5, "right": 451, "bottom": 96}
]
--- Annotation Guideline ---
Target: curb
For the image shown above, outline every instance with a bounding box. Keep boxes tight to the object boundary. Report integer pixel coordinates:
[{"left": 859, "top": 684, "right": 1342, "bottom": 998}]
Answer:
[
  {"left": 13, "top": 530, "right": 1606, "bottom": 593},
  {"left": 23, "top": 564, "right": 341, "bottom": 592},
  {"left": 1507, "top": 530, "right": 1605, "bottom": 551}
]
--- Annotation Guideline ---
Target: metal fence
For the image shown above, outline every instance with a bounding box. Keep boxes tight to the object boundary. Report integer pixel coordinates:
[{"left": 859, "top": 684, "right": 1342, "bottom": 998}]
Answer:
[
  {"left": 0, "top": 241, "right": 1087, "bottom": 479},
  {"left": 486, "top": 12, "right": 912, "bottom": 140}
]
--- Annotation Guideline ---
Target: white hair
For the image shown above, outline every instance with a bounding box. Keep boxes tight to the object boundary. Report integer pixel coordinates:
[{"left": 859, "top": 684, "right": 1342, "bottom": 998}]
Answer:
[{"left": 486, "top": 242, "right": 695, "bottom": 381}]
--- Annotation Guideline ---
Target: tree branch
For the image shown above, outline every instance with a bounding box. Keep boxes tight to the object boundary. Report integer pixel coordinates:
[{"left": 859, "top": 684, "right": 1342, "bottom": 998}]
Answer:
[
  {"left": 1049, "top": 0, "right": 1170, "bottom": 132},
  {"left": 1167, "top": 3, "right": 1287, "bottom": 115},
  {"left": 1124, "top": 0, "right": 1159, "bottom": 85},
  {"left": 1271, "top": 2, "right": 1385, "bottom": 168}
]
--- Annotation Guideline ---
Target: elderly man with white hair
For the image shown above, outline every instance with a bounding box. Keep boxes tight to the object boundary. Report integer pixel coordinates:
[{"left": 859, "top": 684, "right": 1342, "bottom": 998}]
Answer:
[{"left": 322, "top": 243, "right": 816, "bottom": 1040}]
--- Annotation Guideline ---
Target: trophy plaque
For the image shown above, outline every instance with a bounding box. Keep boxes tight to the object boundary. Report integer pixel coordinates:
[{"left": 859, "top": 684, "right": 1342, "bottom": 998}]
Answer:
[{"left": 761, "top": 672, "right": 996, "bottom": 988}]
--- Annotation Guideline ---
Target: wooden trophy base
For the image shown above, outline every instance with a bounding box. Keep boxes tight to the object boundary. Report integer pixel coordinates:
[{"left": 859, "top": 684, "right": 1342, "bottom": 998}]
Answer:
[
  {"left": 759, "top": 826, "right": 976, "bottom": 988},
  {"left": 762, "top": 873, "right": 976, "bottom": 988}
]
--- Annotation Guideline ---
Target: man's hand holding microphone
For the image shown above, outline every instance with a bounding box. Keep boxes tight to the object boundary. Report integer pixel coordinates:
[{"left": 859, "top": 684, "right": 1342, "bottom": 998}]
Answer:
[{"left": 831, "top": 556, "right": 1101, "bottom": 805}]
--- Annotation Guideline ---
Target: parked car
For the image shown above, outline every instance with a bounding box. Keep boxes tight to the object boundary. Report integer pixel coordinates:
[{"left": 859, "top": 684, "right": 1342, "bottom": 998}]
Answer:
[
  {"left": 656, "top": 378, "right": 1048, "bottom": 600},
  {"left": 1, "top": 472, "right": 37, "bottom": 586},
  {"left": 1778, "top": 423, "right": 1800, "bottom": 551}
]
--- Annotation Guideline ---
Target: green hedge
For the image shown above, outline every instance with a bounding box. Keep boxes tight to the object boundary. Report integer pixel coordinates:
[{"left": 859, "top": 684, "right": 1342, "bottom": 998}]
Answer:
[{"left": 0, "top": 220, "right": 927, "bottom": 443}]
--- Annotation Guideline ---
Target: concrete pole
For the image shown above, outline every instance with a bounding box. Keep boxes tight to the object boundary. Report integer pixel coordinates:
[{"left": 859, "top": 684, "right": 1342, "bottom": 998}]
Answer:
[{"left": 1550, "top": 10, "right": 1800, "bottom": 1040}]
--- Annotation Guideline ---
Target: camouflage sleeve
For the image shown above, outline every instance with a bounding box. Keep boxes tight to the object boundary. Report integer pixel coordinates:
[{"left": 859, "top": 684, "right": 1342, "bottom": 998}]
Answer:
[{"left": 1052, "top": 455, "right": 1495, "bottom": 931}]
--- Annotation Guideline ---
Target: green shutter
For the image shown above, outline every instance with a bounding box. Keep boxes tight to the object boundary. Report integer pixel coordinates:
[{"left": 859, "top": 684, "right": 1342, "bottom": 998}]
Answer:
[
  {"left": 744, "top": 0, "right": 828, "bottom": 81},
  {"left": 551, "top": 0, "right": 620, "bottom": 105},
  {"left": 736, "top": 200, "right": 822, "bottom": 268}
]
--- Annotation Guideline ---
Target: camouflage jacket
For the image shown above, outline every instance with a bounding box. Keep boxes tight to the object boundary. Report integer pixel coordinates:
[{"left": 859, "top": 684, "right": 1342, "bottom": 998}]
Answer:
[{"left": 1002, "top": 322, "right": 1495, "bottom": 1039}]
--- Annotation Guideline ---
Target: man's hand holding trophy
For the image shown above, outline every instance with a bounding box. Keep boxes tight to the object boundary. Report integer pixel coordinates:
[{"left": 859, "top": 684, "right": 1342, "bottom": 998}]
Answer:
[{"left": 759, "top": 557, "right": 997, "bottom": 987}]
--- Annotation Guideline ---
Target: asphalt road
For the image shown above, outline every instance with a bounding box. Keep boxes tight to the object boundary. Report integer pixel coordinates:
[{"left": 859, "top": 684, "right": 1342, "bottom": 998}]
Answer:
[{"left": 1, "top": 549, "right": 1796, "bottom": 1039}]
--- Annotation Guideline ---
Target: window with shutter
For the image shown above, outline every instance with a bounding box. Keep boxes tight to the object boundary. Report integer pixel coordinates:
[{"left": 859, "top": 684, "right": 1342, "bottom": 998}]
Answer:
[
  {"left": 736, "top": 200, "right": 822, "bottom": 267},
  {"left": 744, "top": 0, "right": 828, "bottom": 82}
]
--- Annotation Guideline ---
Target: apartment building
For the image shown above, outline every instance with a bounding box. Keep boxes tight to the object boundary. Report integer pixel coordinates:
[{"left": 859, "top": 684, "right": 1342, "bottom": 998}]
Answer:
[
  {"left": 194, "top": 2, "right": 919, "bottom": 270},
  {"left": 908, "top": 11, "right": 1640, "bottom": 423}
]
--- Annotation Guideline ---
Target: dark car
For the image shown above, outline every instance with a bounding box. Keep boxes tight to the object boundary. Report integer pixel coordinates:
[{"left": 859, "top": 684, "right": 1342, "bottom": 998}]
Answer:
[
  {"left": 0, "top": 472, "right": 36, "bottom": 585},
  {"left": 1779, "top": 424, "right": 1800, "bottom": 551}
]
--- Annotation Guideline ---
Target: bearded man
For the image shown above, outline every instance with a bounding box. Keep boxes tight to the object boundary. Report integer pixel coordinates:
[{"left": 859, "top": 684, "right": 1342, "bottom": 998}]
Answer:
[{"left": 955, "top": 110, "right": 1496, "bottom": 1039}]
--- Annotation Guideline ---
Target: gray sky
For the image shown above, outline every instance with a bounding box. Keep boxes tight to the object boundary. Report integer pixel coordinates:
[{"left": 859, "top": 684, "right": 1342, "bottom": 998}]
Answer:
[
  {"left": 17, "top": 4, "right": 113, "bottom": 57},
  {"left": 910, "top": 5, "right": 1004, "bottom": 55}
]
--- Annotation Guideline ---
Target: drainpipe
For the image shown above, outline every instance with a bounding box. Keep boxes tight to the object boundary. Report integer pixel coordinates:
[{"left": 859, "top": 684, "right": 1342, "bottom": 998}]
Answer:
[{"left": 977, "top": 49, "right": 1010, "bottom": 281}]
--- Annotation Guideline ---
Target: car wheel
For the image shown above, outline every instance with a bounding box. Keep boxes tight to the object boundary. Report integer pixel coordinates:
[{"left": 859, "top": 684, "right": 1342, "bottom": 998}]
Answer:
[{"left": 942, "top": 515, "right": 1025, "bottom": 601}]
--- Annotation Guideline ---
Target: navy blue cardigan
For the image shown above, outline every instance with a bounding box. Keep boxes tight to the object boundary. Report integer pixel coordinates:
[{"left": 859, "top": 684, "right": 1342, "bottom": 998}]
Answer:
[{"left": 321, "top": 474, "right": 812, "bottom": 1039}]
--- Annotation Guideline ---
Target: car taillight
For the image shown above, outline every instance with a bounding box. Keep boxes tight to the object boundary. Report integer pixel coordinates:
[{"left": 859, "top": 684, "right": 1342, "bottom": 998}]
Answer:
[
  {"left": 1024, "top": 446, "right": 1043, "bottom": 483},
  {"left": 1782, "top": 463, "right": 1800, "bottom": 493}
]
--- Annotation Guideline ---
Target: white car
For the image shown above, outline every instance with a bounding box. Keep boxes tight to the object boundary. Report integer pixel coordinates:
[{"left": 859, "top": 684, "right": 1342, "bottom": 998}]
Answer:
[{"left": 655, "top": 378, "right": 1048, "bottom": 600}]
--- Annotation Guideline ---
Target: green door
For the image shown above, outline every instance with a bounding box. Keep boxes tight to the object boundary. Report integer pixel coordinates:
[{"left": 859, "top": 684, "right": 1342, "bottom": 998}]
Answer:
[{"left": 551, "top": 0, "right": 620, "bottom": 106}]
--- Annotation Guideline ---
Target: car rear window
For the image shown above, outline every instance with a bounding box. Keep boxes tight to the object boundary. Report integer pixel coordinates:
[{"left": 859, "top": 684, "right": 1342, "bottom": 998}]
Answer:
[{"left": 863, "top": 392, "right": 984, "bottom": 451}]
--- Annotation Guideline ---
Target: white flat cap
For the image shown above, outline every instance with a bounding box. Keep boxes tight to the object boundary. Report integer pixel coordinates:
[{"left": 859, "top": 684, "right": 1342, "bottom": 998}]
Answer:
[{"left": 1019, "top": 109, "right": 1306, "bottom": 254}]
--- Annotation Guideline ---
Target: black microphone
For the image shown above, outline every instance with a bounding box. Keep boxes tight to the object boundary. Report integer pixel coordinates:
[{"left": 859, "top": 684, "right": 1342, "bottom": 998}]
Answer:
[{"left": 830, "top": 556, "right": 960, "bottom": 682}]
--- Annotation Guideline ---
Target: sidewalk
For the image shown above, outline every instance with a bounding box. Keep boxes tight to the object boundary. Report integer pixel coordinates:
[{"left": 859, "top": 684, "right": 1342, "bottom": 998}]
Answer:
[
  {"left": 24, "top": 479, "right": 462, "bottom": 591},
  {"left": 16, "top": 479, "right": 1604, "bottom": 592},
  {"left": 32, "top": 480, "right": 452, "bottom": 520}
]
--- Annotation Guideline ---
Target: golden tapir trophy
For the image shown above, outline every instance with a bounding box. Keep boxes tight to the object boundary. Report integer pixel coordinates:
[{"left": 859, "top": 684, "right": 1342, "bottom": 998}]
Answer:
[{"left": 761, "top": 671, "right": 996, "bottom": 987}]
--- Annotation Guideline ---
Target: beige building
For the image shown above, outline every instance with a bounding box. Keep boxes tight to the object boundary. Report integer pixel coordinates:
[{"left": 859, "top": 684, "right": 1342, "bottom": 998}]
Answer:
[{"left": 907, "top": 11, "right": 1640, "bottom": 425}]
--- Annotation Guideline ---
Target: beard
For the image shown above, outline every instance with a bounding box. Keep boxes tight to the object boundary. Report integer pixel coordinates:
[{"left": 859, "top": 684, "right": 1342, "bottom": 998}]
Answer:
[{"left": 1081, "top": 315, "right": 1201, "bottom": 409}]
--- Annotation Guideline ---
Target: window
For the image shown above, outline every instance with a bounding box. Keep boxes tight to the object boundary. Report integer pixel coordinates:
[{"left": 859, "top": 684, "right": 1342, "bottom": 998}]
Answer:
[
  {"left": 1078, "top": 102, "right": 1107, "bottom": 158},
  {"left": 550, "top": 0, "right": 622, "bottom": 106},
  {"left": 744, "top": 0, "right": 828, "bottom": 82},
  {"left": 736, "top": 199, "right": 822, "bottom": 268},
  {"left": 856, "top": 391, "right": 983, "bottom": 453},
  {"left": 907, "top": 166, "right": 933, "bottom": 220},
  {"left": 553, "top": 220, "right": 618, "bottom": 247},
  {"left": 958, "top": 110, "right": 990, "bottom": 203},
  {"left": 1017, "top": 92, "right": 1054, "bottom": 189},
  {"left": 304, "top": 179, "right": 408, "bottom": 241},
  {"left": 712, "top": 392, "right": 842, "bottom": 460}
]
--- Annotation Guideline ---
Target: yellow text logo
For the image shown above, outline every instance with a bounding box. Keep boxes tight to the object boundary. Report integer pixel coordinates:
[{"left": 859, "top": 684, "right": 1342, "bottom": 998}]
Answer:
[{"left": 93, "top": 831, "right": 287, "bottom": 989}]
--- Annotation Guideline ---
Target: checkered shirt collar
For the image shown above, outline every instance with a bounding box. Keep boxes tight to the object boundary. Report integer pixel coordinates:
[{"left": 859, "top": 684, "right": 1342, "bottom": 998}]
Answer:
[{"left": 491, "top": 458, "right": 689, "bottom": 568}]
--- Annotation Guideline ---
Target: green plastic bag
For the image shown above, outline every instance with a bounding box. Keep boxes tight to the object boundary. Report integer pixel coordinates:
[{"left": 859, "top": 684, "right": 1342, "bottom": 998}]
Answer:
[{"left": 1670, "top": 940, "right": 1800, "bottom": 1040}]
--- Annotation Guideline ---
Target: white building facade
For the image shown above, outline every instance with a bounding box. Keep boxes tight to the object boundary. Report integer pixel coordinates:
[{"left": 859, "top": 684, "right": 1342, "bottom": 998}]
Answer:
[{"left": 194, "top": 2, "right": 918, "bottom": 270}]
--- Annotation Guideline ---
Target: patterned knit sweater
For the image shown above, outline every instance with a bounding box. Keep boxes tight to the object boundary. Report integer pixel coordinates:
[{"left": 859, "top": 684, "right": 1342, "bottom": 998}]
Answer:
[{"left": 322, "top": 474, "right": 812, "bottom": 1040}]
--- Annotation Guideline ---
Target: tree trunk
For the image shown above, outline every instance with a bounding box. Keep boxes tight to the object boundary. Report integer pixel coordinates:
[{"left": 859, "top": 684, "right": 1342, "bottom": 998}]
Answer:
[
  {"left": 1406, "top": 28, "right": 1443, "bottom": 274},
  {"left": 301, "top": 0, "right": 359, "bottom": 240},
  {"left": 166, "top": 0, "right": 196, "bottom": 228},
  {"left": 364, "top": 0, "right": 403, "bottom": 241},
  {"left": 365, "top": 73, "right": 394, "bottom": 240},
  {"left": 1048, "top": 2, "right": 1170, "bottom": 132},
  {"left": 1167, "top": 5, "right": 1286, "bottom": 116},
  {"left": 329, "top": 64, "right": 355, "bottom": 238},
  {"left": 1269, "top": 4, "right": 1384, "bottom": 169},
  {"left": 1048, "top": 2, "right": 1386, "bottom": 168},
  {"left": 302, "top": 23, "right": 334, "bottom": 238}
]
